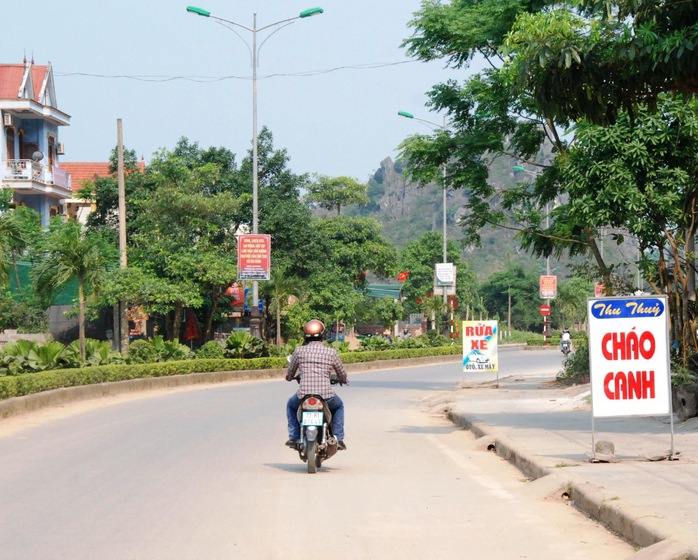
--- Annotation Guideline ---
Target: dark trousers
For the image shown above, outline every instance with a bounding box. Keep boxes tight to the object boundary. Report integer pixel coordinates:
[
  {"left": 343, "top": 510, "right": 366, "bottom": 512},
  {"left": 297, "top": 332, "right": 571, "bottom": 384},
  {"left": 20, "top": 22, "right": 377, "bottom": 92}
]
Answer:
[{"left": 287, "top": 393, "right": 345, "bottom": 440}]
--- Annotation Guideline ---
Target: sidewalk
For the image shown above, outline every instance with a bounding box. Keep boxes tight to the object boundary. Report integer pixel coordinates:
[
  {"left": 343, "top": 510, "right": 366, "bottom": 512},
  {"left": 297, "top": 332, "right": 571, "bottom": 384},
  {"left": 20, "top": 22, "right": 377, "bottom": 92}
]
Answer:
[{"left": 448, "top": 372, "right": 698, "bottom": 560}]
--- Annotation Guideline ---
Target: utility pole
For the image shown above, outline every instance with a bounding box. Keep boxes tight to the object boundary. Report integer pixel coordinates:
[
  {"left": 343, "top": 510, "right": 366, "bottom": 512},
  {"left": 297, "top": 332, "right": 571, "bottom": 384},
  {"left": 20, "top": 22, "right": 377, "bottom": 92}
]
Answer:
[{"left": 116, "top": 119, "right": 129, "bottom": 355}]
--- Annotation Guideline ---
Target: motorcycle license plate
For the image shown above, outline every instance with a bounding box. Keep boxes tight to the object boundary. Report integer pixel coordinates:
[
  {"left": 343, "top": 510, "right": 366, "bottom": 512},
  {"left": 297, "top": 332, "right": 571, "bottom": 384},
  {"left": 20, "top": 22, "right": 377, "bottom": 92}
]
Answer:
[{"left": 302, "top": 411, "right": 323, "bottom": 426}]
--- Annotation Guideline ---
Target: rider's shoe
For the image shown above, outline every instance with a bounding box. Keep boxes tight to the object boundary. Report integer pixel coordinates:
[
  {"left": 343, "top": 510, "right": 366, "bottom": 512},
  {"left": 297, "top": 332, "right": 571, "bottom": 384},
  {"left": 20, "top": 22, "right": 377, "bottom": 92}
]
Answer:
[
  {"left": 285, "top": 439, "right": 298, "bottom": 449},
  {"left": 337, "top": 440, "right": 347, "bottom": 451}
]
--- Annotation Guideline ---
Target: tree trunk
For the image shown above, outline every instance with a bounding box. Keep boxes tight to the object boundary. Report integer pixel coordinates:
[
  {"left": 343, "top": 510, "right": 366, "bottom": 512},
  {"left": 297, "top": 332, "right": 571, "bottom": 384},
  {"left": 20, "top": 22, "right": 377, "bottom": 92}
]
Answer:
[
  {"left": 585, "top": 230, "right": 612, "bottom": 293},
  {"left": 78, "top": 282, "right": 86, "bottom": 360},
  {"left": 205, "top": 286, "right": 220, "bottom": 342},
  {"left": 276, "top": 306, "right": 282, "bottom": 348},
  {"left": 172, "top": 303, "right": 183, "bottom": 342}
]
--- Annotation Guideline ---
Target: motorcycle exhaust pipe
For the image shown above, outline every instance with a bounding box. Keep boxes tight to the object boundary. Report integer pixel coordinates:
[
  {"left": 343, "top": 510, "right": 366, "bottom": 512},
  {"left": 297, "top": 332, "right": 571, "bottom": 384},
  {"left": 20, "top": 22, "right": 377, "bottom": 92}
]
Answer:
[{"left": 325, "top": 436, "right": 338, "bottom": 459}]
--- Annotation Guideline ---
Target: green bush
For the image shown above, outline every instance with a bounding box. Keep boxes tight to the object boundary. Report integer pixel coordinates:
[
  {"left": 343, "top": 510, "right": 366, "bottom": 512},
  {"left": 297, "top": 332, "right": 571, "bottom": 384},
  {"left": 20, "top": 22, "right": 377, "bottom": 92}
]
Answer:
[
  {"left": 0, "top": 345, "right": 462, "bottom": 400},
  {"left": 196, "top": 340, "right": 225, "bottom": 359},
  {"left": 0, "top": 293, "right": 48, "bottom": 333},
  {"left": 224, "top": 332, "right": 269, "bottom": 359},
  {"left": 394, "top": 337, "right": 428, "bottom": 349},
  {"left": 128, "top": 339, "right": 159, "bottom": 364},
  {"left": 127, "top": 336, "right": 193, "bottom": 363},
  {"left": 557, "top": 340, "right": 590, "bottom": 385},
  {"left": 358, "top": 336, "right": 392, "bottom": 352}
]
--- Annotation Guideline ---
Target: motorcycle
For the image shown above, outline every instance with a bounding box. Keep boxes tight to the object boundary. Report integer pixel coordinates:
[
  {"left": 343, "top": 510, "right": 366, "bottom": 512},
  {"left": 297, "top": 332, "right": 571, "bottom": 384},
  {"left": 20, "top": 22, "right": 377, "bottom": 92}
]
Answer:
[
  {"left": 561, "top": 339, "right": 572, "bottom": 356},
  {"left": 292, "top": 374, "right": 344, "bottom": 474}
]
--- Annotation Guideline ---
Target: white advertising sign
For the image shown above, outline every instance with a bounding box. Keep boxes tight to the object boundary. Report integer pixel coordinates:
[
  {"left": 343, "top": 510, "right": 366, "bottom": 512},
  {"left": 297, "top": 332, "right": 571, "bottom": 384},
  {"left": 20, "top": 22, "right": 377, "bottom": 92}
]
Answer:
[
  {"left": 462, "top": 321, "right": 498, "bottom": 373},
  {"left": 435, "top": 263, "right": 455, "bottom": 286},
  {"left": 588, "top": 296, "right": 671, "bottom": 418}
]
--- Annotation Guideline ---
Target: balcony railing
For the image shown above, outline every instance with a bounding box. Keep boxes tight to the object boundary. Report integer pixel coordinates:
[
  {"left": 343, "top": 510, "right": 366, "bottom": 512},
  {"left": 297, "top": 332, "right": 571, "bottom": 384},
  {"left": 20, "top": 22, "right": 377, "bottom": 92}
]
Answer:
[{"left": 2, "top": 160, "right": 71, "bottom": 191}]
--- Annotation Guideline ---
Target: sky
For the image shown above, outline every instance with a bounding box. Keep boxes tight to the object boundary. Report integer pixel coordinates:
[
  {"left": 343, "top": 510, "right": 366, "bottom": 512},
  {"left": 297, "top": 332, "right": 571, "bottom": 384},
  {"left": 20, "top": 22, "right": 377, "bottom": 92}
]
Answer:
[{"left": 3, "top": 0, "right": 466, "bottom": 181}]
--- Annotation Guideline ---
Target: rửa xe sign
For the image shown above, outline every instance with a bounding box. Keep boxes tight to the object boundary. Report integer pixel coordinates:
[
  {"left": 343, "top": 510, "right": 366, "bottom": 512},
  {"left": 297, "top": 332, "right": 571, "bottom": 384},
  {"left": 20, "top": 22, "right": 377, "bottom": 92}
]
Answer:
[{"left": 588, "top": 296, "right": 671, "bottom": 418}]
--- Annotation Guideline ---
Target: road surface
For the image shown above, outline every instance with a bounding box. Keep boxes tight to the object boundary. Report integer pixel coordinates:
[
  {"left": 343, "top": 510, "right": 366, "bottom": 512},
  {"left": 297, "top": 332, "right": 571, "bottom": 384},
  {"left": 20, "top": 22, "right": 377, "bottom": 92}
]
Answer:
[{"left": 0, "top": 347, "right": 633, "bottom": 559}]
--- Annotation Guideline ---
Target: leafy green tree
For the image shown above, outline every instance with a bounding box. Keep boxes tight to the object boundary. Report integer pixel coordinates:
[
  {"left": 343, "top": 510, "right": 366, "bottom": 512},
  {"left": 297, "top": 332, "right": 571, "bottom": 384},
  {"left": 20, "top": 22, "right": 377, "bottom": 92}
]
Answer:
[
  {"left": 398, "top": 231, "right": 478, "bottom": 319},
  {"left": 480, "top": 265, "right": 540, "bottom": 332},
  {"left": 76, "top": 145, "right": 151, "bottom": 238},
  {"left": 32, "top": 220, "right": 109, "bottom": 359},
  {"left": 374, "top": 298, "right": 403, "bottom": 330},
  {"left": 234, "top": 128, "right": 329, "bottom": 282},
  {"left": 129, "top": 144, "right": 241, "bottom": 341},
  {"left": 503, "top": 0, "right": 698, "bottom": 125},
  {"left": 0, "top": 191, "right": 32, "bottom": 290},
  {"left": 316, "top": 216, "right": 397, "bottom": 283},
  {"left": 556, "top": 95, "right": 698, "bottom": 353},
  {"left": 261, "top": 266, "right": 303, "bottom": 347},
  {"left": 303, "top": 267, "right": 364, "bottom": 328},
  {"left": 305, "top": 175, "right": 370, "bottom": 215},
  {"left": 556, "top": 277, "right": 593, "bottom": 331},
  {"left": 400, "top": 0, "right": 608, "bottom": 277}
]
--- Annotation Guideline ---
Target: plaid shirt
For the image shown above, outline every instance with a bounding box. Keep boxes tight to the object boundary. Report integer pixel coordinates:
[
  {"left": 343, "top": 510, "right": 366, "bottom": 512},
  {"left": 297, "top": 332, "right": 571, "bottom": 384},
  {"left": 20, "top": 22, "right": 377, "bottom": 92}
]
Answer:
[{"left": 286, "top": 341, "right": 348, "bottom": 399}]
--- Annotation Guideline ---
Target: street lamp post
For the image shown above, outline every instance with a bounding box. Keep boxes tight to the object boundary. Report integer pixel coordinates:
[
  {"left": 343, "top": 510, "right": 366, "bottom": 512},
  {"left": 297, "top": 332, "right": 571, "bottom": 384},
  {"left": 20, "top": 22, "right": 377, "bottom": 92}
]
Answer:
[
  {"left": 513, "top": 165, "right": 549, "bottom": 275},
  {"left": 187, "top": 5, "right": 323, "bottom": 337},
  {"left": 398, "top": 111, "right": 449, "bottom": 306}
]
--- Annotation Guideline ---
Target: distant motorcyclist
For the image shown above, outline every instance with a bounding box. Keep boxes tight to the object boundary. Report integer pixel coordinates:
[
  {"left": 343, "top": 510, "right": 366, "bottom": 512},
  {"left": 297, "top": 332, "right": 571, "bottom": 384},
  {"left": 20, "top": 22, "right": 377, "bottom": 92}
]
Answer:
[
  {"left": 560, "top": 328, "right": 572, "bottom": 352},
  {"left": 285, "top": 319, "right": 348, "bottom": 450}
]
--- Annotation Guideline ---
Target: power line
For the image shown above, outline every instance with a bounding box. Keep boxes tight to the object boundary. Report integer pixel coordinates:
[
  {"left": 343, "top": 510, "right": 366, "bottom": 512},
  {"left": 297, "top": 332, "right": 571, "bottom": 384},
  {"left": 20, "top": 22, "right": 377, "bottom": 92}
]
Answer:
[{"left": 54, "top": 60, "right": 417, "bottom": 83}]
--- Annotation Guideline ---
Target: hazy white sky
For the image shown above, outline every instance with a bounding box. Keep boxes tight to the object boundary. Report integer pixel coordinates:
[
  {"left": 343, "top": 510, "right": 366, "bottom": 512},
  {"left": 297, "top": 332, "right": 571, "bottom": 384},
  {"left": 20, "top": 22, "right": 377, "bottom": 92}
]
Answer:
[{"left": 4, "top": 0, "right": 467, "bottom": 181}]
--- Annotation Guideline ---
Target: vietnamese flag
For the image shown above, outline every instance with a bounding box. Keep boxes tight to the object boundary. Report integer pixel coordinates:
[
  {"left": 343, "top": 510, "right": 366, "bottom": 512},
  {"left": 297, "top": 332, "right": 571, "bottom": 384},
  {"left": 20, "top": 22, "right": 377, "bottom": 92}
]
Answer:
[{"left": 397, "top": 270, "right": 409, "bottom": 281}]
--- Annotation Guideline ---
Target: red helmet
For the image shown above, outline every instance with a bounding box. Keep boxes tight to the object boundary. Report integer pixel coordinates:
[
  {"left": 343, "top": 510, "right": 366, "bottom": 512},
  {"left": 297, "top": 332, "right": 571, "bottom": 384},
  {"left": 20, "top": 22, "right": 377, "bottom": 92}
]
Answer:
[{"left": 303, "top": 319, "right": 325, "bottom": 340}]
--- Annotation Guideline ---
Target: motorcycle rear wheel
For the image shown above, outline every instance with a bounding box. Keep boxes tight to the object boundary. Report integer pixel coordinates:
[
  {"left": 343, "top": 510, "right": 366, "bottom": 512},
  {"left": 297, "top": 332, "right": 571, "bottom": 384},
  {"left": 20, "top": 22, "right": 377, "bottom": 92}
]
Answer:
[{"left": 306, "top": 440, "right": 318, "bottom": 474}]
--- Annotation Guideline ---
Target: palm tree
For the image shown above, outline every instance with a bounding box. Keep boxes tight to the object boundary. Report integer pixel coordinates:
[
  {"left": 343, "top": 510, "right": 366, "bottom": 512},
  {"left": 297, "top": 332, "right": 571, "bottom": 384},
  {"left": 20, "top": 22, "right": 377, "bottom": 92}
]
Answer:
[
  {"left": 0, "top": 211, "right": 26, "bottom": 289},
  {"left": 261, "top": 267, "right": 303, "bottom": 347},
  {"left": 420, "top": 295, "right": 446, "bottom": 334},
  {"left": 32, "top": 220, "right": 107, "bottom": 359}
]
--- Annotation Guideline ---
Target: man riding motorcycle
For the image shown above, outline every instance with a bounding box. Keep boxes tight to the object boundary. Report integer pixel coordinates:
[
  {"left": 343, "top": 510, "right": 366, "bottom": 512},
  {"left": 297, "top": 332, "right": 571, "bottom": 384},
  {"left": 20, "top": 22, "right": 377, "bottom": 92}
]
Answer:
[
  {"left": 285, "top": 319, "right": 348, "bottom": 450},
  {"left": 560, "top": 328, "right": 572, "bottom": 353}
]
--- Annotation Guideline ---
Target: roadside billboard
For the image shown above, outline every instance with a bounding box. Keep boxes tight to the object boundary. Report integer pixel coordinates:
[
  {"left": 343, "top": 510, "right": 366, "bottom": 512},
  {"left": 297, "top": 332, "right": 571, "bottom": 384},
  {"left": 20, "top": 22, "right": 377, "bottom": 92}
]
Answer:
[
  {"left": 587, "top": 296, "right": 671, "bottom": 418},
  {"left": 539, "top": 275, "right": 557, "bottom": 299},
  {"left": 237, "top": 234, "right": 271, "bottom": 281},
  {"left": 462, "top": 320, "right": 498, "bottom": 373}
]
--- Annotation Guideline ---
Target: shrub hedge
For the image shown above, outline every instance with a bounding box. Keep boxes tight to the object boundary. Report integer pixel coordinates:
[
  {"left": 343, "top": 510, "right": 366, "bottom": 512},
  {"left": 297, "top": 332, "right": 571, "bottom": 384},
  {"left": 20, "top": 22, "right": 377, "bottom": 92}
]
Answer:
[{"left": 0, "top": 346, "right": 462, "bottom": 400}]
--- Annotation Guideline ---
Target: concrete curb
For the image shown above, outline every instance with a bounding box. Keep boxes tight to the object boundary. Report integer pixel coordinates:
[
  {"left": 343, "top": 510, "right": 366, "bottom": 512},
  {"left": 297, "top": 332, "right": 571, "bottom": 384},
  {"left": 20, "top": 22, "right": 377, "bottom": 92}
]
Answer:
[
  {"left": 448, "top": 411, "right": 695, "bottom": 559},
  {"left": 0, "top": 354, "right": 461, "bottom": 420}
]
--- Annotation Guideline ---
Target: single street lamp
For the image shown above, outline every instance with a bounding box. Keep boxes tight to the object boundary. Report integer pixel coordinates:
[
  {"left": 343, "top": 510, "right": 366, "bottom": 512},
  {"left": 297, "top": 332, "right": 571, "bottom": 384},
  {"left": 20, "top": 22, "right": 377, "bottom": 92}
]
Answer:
[
  {"left": 513, "top": 164, "right": 550, "bottom": 275},
  {"left": 398, "top": 110, "right": 449, "bottom": 306},
  {"left": 187, "top": 5, "right": 323, "bottom": 337}
]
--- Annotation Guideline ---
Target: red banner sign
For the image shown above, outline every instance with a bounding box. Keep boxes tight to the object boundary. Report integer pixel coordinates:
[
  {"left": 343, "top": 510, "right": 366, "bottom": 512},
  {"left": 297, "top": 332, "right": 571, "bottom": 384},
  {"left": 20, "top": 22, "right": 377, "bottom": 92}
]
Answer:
[
  {"left": 539, "top": 275, "right": 557, "bottom": 299},
  {"left": 237, "top": 234, "right": 271, "bottom": 280}
]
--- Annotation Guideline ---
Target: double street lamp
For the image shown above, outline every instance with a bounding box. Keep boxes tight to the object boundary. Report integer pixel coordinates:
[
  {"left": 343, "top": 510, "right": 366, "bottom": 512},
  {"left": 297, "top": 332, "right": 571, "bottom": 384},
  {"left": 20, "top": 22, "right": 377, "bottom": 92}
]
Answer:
[
  {"left": 398, "top": 110, "right": 449, "bottom": 306},
  {"left": 187, "top": 5, "right": 323, "bottom": 336}
]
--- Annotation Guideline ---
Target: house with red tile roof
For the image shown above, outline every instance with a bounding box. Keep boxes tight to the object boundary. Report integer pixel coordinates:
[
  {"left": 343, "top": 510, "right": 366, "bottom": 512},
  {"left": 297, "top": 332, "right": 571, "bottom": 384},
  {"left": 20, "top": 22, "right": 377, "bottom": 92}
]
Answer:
[
  {"left": 1, "top": 58, "right": 71, "bottom": 225},
  {"left": 59, "top": 160, "right": 145, "bottom": 222}
]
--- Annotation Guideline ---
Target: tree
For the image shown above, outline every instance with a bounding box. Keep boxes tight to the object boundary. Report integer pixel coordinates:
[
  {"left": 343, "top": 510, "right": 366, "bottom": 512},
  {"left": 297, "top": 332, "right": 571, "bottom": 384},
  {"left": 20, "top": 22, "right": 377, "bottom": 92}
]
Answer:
[
  {"left": 503, "top": 0, "right": 698, "bottom": 125},
  {"left": 316, "top": 216, "right": 397, "bottom": 284},
  {"left": 302, "top": 266, "right": 364, "bottom": 329},
  {"left": 32, "top": 220, "right": 108, "bottom": 359},
  {"left": 305, "top": 175, "right": 370, "bottom": 215},
  {"left": 375, "top": 298, "right": 403, "bottom": 331},
  {"left": 556, "top": 95, "right": 698, "bottom": 355},
  {"left": 129, "top": 144, "right": 241, "bottom": 341},
  {"left": 400, "top": 1, "right": 612, "bottom": 281},
  {"left": 480, "top": 265, "right": 540, "bottom": 332},
  {"left": 0, "top": 206, "right": 26, "bottom": 289},
  {"left": 398, "top": 231, "right": 479, "bottom": 324},
  {"left": 261, "top": 266, "right": 303, "bottom": 347},
  {"left": 556, "top": 277, "right": 593, "bottom": 330}
]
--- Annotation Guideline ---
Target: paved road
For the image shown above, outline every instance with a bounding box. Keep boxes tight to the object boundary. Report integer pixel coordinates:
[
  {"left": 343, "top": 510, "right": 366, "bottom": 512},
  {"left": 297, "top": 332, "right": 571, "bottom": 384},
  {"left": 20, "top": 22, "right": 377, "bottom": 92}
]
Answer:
[{"left": 0, "top": 348, "right": 633, "bottom": 559}]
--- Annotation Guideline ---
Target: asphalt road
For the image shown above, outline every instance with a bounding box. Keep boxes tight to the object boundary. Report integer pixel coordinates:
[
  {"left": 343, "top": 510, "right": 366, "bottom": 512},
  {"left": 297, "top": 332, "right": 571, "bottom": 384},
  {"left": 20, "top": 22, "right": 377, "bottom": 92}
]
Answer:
[{"left": 0, "top": 347, "right": 633, "bottom": 559}]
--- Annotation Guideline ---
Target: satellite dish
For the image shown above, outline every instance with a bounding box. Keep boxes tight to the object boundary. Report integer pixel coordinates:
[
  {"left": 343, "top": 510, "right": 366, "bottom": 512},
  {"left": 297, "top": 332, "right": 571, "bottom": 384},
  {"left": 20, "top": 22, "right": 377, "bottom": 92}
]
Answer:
[{"left": 31, "top": 151, "right": 44, "bottom": 162}]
